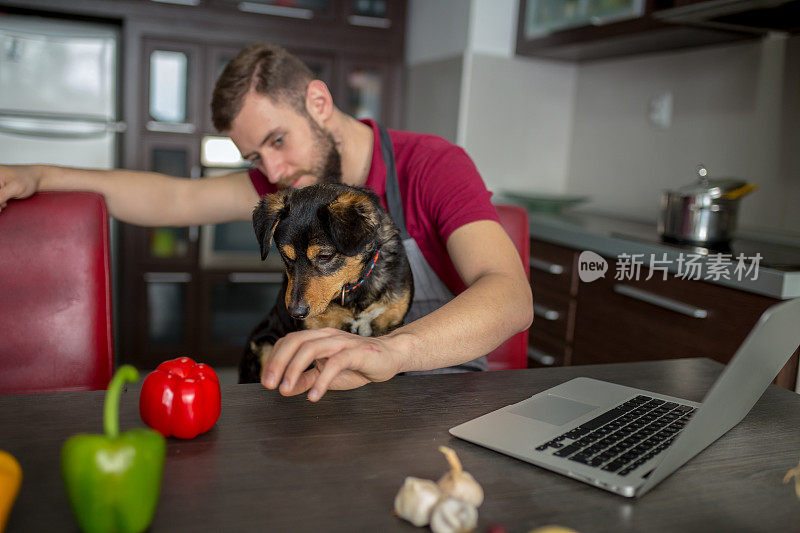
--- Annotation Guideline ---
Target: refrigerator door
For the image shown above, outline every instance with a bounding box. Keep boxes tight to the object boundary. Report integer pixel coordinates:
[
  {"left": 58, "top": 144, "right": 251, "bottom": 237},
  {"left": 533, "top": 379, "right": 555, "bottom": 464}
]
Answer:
[
  {"left": 0, "top": 15, "right": 119, "bottom": 168},
  {"left": 0, "top": 114, "right": 116, "bottom": 168},
  {"left": 0, "top": 15, "right": 117, "bottom": 118}
]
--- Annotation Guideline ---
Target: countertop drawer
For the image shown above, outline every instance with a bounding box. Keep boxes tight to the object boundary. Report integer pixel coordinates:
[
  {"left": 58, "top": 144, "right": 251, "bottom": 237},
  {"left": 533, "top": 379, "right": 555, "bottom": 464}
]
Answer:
[
  {"left": 572, "top": 258, "right": 779, "bottom": 366},
  {"left": 530, "top": 329, "right": 570, "bottom": 367},
  {"left": 532, "top": 285, "right": 573, "bottom": 342},
  {"left": 530, "top": 239, "right": 577, "bottom": 295}
]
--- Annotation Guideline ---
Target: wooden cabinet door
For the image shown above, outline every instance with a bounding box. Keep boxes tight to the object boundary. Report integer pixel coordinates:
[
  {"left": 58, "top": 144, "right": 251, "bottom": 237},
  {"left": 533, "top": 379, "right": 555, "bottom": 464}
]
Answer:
[{"left": 572, "top": 256, "right": 780, "bottom": 366}]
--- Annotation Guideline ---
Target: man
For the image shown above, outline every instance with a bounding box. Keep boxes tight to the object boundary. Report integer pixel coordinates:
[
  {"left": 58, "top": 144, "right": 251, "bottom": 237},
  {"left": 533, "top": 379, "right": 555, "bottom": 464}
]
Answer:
[{"left": 0, "top": 43, "right": 533, "bottom": 402}]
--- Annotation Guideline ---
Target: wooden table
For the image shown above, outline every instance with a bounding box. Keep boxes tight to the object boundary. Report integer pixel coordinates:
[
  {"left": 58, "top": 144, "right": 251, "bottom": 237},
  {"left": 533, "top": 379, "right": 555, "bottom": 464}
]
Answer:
[{"left": 3, "top": 358, "right": 800, "bottom": 532}]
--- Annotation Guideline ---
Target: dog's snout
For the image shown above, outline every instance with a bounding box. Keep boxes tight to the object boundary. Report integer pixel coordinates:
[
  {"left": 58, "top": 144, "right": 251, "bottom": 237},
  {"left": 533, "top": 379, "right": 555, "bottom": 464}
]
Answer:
[{"left": 288, "top": 302, "right": 310, "bottom": 319}]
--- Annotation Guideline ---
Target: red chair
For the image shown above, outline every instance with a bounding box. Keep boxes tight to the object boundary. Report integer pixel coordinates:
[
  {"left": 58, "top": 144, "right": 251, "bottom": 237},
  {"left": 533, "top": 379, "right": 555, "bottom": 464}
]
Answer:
[
  {"left": 486, "top": 204, "right": 530, "bottom": 371},
  {"left": 0, "top": 191, "right": 114, "bottom": 394}
]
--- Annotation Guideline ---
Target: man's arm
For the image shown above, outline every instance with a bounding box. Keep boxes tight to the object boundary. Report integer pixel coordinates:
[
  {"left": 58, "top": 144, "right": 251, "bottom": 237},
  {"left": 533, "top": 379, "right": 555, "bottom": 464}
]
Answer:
[
  {"left": 0, "top": 164, "right": 259, "bottom": 225},
  {"left": 389, "top": 219, "right": 533, "bottom": 371},
  {"left": 259, "top": 219, "right": 534, "bottom": 401}
]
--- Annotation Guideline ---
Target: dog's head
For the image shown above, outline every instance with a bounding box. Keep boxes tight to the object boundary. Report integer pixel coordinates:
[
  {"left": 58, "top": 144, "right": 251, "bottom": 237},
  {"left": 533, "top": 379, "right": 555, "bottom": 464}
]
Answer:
[{"left": 252, "top": 183, "right": 382, "bottom": 319}]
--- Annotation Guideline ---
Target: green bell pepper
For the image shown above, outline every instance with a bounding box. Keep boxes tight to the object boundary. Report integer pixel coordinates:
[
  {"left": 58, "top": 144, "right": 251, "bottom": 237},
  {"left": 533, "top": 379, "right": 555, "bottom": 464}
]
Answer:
[{"left": 61, "top": 365, "right": 166, "bottom": 533}]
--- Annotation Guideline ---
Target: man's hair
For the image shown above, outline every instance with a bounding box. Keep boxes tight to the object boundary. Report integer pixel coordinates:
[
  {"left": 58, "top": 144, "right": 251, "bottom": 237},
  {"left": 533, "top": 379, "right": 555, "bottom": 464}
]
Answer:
[{"left": 211, "top": 42, "right": 314, "bottom": 132}]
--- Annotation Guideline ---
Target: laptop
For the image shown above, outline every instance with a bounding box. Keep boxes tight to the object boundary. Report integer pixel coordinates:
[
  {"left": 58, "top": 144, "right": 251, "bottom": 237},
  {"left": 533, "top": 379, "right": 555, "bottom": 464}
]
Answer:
[{"left": 450, "top": 297, "right": 800, "bottom": 498}]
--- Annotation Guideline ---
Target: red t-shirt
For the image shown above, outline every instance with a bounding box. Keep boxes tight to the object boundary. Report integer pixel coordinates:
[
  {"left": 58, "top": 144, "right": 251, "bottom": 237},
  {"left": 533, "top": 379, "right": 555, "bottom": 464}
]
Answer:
[{"left": 248, "top": 119, "right": 499, "bottom": 294}]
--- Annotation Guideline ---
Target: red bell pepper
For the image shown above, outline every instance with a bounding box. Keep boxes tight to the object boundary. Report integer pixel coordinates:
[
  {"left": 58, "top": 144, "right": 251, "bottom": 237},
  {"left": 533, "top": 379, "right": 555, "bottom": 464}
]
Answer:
[{"left": 139, "top": 357, "right": 221, "bottom": 439}]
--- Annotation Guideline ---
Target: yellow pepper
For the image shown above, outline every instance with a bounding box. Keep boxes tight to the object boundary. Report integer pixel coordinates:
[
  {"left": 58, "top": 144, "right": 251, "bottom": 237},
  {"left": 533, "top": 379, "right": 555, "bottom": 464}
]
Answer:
[{"left": 0, "top": 450, "right": 22, "bottom": 532}]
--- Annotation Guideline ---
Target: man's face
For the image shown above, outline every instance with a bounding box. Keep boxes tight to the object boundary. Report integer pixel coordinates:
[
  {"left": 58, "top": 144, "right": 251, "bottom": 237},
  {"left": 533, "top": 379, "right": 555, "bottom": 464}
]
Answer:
[{"left": 228, "top": 91, "right": 341, "bottom": 189}]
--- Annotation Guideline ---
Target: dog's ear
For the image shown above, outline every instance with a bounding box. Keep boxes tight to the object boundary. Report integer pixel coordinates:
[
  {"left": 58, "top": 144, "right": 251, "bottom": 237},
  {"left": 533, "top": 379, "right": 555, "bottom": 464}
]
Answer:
[
  {"left": 252, "top": 191, "right": 289, "bottom": 260},
  {"left": 319, "top": 189, "right": 379, "bottom": 256}
]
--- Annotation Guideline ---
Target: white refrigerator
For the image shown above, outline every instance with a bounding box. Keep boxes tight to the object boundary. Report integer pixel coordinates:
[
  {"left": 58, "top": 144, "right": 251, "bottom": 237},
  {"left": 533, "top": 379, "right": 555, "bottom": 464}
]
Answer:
[{"left": 0, "top": 14, "right": 122, "bottom": 168}]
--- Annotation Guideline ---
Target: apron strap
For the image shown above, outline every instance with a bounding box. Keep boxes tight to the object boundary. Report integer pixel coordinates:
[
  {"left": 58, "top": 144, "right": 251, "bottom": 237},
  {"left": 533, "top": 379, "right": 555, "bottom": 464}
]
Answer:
[{"left": 378, "top": 123, "right": 411, "bottom": 241}]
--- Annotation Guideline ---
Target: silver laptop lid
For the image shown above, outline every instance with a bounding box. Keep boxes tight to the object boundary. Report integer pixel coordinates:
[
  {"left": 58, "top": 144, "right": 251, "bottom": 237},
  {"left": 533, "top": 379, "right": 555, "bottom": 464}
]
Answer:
[{"left": 639, "top": 297, "right": 800, "bottom": 495}]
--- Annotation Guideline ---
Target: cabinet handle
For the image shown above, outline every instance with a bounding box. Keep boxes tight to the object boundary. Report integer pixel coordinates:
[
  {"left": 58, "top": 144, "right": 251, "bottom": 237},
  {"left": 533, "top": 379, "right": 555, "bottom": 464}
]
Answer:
[
  {"left": 238, "top": 2, "right": 313, "bottom": 18},
  {"left": 533, "top": 303, "right": 560, "bottom": 321},
  {"left": 228, "top": 272, "right": 284, "bottom": 284},
  {"left": 613, "top": 284, "right": 708, "bottom": 319},
  {"left": 149, "top": 0, "right": 200, "bottom": 5},
  {"left": 144, "top": 272, "right": 191, "bottom": 283},
  {"left": 530, "top": 257, "right": 565, "bottom": 275},
  {"left": 145, "top": 121, "right": 196, "bottom": 134},
  {"left": 347, "top": 15, "right": 391, "bottom": 28},
  {"left": 528, "top": 347, "right": 556, "bottom": 366}
]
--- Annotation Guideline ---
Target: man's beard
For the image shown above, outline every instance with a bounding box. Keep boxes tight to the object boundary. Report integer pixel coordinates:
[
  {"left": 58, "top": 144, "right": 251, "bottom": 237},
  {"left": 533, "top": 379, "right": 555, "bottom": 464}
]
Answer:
[
  {"left": 276, "top": 119, "right": 342, "bottom": 189},
  {"left": 314, "top": 127, "right": 342, "bottom": 184}
]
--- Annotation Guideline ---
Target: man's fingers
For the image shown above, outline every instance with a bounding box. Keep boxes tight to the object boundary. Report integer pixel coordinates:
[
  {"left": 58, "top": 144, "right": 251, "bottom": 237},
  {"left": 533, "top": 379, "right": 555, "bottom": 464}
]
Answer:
[
  {"left": 281, "top": 368, "right": 317, "bottom": 396},
  {"left": 0, "top": 180, "right": 21, "bottom": 205},
  {"left": 308, "top": 355, "right": 348, "bottom": 402},
  {"left": 263, "top": 328, "right": 337, "bottom": 389},
  {"left": 280, "top": 335, "right": 345, "bottom": 394}
]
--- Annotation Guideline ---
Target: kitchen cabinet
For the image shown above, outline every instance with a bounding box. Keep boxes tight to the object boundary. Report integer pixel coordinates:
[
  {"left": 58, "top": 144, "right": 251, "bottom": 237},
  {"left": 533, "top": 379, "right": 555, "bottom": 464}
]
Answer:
[
  {"left": 528, "top": 238, "right": 799, "bottom": 390},
  {"left": 528, "top": 239, "right": 579, "bottom": 367},
  {"left": 515, "top": 0, "right": 759, "bottom": 62}
]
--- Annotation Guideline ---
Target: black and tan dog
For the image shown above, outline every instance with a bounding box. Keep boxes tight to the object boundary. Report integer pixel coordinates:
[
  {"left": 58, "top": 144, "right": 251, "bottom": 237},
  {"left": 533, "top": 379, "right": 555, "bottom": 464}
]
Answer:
[{"left": 238, "top": 183, "right": 413, "bottom": 383}]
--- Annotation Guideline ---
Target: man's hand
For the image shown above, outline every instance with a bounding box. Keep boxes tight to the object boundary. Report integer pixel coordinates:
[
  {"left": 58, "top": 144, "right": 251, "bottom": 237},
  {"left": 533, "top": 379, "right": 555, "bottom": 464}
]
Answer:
[
  {"left": 260, "top": 327, "right": 405, "bottom": 402},
  {"left": 0, "top": 165, "right": 43, "bottom": 212}
]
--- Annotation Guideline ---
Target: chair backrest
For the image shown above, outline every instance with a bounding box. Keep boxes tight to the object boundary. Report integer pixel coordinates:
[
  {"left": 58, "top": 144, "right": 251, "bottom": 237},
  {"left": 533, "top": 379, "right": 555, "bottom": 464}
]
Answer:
[
  {"left": 0, "top": 191, "right": 113, "bottom": 394},
  {"left": 486, "top": 204, "right": 530, "bottom": 371}
]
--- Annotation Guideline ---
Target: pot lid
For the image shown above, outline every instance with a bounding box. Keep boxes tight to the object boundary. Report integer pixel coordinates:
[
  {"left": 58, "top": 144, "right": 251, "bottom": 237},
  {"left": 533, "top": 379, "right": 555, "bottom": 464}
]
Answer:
[{"left": 671, "top": 165, "right": 748, "bottom": 198}]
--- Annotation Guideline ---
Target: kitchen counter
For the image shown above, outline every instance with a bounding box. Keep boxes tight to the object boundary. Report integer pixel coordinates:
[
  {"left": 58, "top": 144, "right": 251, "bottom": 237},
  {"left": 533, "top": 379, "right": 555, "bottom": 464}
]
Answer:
[{"left": 525, "top": 210, "right": 800, "bottom": 300}]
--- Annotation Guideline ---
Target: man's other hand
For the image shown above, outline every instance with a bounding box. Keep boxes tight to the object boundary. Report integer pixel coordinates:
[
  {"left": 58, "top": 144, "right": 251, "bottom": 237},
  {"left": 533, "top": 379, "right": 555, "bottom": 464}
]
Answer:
[{"left": 0, "top": 165, "right": 43, "bottom": 212}]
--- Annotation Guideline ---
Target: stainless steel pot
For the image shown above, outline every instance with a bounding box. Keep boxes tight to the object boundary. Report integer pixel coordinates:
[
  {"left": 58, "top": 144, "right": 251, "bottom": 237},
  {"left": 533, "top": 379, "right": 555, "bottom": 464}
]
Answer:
[{"left": 658, "top": 165, "right": 756, "bottom": 246}]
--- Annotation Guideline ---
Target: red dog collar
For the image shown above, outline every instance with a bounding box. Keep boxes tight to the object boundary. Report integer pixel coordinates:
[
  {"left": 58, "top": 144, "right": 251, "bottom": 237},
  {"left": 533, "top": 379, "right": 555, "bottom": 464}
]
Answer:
[{"left": 341, "top": 250, "right": 380, "bottom": 304}]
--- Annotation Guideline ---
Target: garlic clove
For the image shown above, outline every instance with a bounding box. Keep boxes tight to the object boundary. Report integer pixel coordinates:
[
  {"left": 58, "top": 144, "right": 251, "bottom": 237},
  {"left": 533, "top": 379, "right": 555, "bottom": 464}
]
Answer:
[
  {"left": 394, "top": 476, "right": 442, "bottom": 527},
  {"left": 437, "top": 446, "right": 484, "bottom": 507},
  {"left": 430, "top": 496, "right": 478, "bottom": 533}
]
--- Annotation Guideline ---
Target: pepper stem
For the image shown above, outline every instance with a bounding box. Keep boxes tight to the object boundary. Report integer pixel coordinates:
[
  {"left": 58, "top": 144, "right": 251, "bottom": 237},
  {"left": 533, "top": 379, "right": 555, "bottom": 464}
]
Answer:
[{"left": 104, "top": 365, "right": 139, "bottom": 439}]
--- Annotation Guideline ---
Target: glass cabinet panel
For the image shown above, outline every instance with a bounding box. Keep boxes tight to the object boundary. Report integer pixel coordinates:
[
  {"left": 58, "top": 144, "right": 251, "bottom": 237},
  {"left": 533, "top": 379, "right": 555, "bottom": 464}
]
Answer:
[
  {"left": 345, "top": 66, "right": 383, "bottom": 121},
  {"left": 352, "top": 0, "right": 387, "bottom": 17},
  {"left": 209, "top": 276, "right": 283, "bottom": 346},
  {"left": 523, "top": 0, "right": 644, "bottom": 38},
  {"left": 143, "top": 140, "right": 197, "bottom": 261},
  {"left": 149, "top": 50, "right": 188, "bottom": 123},
  {"left": 146, "top": 280, "right": 187, "bottom": 346},
  {"left": 152, "top": 146, "right": 188, "bottom": 178},
  {"left": 201, "top": 136, "right": 246, "bottom": 167},
  {"left": 212, "top": 221, "right": 261, "bottom": 255}
]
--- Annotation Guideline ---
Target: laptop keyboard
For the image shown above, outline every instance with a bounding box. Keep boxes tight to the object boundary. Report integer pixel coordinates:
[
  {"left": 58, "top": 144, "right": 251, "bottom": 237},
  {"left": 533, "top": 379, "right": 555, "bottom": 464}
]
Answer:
[{"left": 535, "top": 395, "right": 696, "bottom": 477}]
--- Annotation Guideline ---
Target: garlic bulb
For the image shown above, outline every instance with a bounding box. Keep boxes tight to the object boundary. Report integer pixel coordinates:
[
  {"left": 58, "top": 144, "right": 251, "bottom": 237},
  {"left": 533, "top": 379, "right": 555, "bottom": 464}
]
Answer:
[
  {"left": 394, "top": 476, "right": 442, "bottom": 527},
  {"left": 437, "top": 446, "right": 484, "bottom": 507},
  {"left": 430, "top": 497, "right": 478, "bottom": 533}
]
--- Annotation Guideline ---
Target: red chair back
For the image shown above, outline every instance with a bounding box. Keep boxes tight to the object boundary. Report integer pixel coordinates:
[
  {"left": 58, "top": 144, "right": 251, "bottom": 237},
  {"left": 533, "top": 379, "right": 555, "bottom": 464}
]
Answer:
[
  {"left": 0, "top": 192, "right": 113, "bottom": 393},
  {"left": 486, "top": 204, "right": 530, "bottom": 370}
]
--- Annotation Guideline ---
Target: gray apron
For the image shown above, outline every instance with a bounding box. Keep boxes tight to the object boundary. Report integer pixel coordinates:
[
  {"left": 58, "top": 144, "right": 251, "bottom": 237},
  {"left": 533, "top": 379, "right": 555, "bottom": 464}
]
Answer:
[{"left": 378, "top": 123, "right": 487, "bottom": 373}]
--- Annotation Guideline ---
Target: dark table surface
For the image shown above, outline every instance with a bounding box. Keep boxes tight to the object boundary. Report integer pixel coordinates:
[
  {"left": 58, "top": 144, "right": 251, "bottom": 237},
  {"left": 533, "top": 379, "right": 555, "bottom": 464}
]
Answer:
[{"left": 3, "top": 358, "right": 800, "bottom": 532}]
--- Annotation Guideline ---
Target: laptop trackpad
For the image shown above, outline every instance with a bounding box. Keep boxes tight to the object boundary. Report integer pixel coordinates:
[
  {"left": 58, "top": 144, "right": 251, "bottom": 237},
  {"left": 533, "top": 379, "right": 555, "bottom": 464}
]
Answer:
[{"left": 509, "top": 394, "right": 598, "bottom": 426}]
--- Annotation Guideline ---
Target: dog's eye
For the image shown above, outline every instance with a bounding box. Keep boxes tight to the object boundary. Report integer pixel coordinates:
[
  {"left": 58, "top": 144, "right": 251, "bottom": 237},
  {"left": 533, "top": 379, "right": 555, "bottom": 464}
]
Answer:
[{"left": 316, "top": 253, "right": 335, "bottom": 262}]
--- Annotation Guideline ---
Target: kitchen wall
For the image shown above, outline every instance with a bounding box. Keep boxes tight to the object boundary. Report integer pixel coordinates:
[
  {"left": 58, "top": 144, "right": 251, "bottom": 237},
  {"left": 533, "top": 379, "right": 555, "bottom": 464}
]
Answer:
[
  {"left": 404, "top": 0, "right": 577, "bottom": 194},
  {"left": 567, "top": 35, "right": 800, "bottom": 233},
  {"left": 404, "top": 1, "right": 800, "bottom": 234}
]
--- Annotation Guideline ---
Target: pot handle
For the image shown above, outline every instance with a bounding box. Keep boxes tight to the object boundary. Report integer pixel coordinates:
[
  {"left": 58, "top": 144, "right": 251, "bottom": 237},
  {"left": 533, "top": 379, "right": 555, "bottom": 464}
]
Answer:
[{"left": 721, "top": 183, "right": 759, "bottom": 200}]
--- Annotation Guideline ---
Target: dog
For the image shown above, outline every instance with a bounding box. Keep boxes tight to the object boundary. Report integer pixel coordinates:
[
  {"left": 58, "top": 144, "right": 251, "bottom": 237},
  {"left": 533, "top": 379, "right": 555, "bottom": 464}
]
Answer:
[{"left": 238, "top": 183, "right": 414, "bottom": 383}]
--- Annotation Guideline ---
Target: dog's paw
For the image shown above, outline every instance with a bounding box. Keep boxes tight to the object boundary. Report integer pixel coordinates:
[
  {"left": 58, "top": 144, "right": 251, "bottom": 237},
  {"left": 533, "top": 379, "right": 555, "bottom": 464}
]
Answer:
[{"left": 239, "top": 341, "right": 273, "bottom": 384}]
